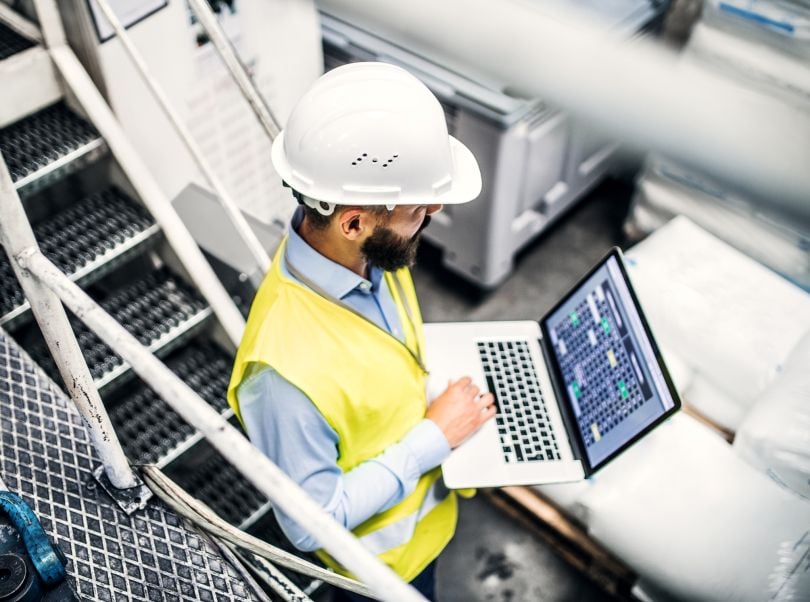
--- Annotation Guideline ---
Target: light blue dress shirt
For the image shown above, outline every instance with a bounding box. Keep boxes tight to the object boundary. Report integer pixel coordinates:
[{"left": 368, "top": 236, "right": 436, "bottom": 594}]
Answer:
[{"left": 237, "top": 208, "right": 450, "bottom": 552}]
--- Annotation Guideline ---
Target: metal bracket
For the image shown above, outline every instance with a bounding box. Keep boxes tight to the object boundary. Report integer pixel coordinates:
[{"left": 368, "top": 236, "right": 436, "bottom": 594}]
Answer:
[{"left": 92, "top": 466, "right": 153, "bottom": 515}]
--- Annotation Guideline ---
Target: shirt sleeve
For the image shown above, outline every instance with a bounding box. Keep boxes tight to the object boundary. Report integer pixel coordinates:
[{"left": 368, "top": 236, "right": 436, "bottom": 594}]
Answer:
[{"left": 237, "top": 364, "right": 451, "bottom": 553}]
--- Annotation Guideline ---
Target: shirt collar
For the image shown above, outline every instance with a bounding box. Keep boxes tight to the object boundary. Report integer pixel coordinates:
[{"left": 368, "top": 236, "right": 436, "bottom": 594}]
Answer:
[{"left": 286, "top": 207, "right": 382, "bottom": 300}]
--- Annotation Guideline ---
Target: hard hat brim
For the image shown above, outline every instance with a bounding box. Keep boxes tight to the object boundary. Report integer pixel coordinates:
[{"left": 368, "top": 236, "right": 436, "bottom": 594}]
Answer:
[{"left": 271, "top": 132, "right": 482, "bottom": 207}]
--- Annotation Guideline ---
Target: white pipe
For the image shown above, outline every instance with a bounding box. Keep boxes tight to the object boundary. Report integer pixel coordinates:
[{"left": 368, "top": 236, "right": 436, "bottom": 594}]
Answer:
[
  {"left": 48, "top": 46, "right": 247, "bottom": 347},
  {"left": 320, "top": 0, "right": 810, "bottom": 224},
  {"left": 92, "top": 0, "right": 272, "bottom": 272},
  {"left": 0, "top": 155, "right": 137, "bottom": 490},
  {"left": 29, "top": 0, "right": 64, "bottom": 46},
  {"left": 0, "top": 2, "right": 43, "bottom": 43},
  {"left": 186, "top": 0, "right": 281, "bottom": 141},
  {"left": 18, "top": 250, "right": 426, "bottom": 602}
]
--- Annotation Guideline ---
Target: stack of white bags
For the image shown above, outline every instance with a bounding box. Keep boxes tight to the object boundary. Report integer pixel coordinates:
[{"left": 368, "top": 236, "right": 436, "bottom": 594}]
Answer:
[
  {"left": 537, "top": 217, "right": 810, "bottom": 601},
  {"left": 627, "top": 0, "right": 810, "bottom": 290}
]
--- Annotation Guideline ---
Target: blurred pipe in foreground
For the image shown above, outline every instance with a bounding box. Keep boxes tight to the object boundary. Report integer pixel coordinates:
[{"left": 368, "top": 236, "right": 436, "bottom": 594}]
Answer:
[{"left": 319, "top": 0, "right": 810, "bottom": 226}]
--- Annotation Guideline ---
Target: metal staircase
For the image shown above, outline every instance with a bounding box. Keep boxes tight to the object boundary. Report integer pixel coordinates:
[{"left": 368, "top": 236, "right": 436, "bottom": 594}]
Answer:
[
  {"left": 0, "top": 3, "right": 428, "bottom": 600},
  {"left": 0, "top": 5, "right": 324, "bottom": 598}
]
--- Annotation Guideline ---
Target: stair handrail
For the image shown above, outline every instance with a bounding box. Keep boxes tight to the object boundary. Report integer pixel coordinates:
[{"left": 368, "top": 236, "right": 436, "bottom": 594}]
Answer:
[
  {"left": 29, "top": 0, "right": 247, "bottom": 347},
  {"left": 13, "top": 244, "right": 427, "bottom": 602},
  {"left": 89, "top": 0, "right": 272, "bottom": 273},
  {"left": 186, "top": 0, "right": 282, "bottom": 142}
]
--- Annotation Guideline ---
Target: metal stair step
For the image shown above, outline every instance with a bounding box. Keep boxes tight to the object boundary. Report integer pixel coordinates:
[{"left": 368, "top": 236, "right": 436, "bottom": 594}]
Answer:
[
  {"left": 0, "top": 21, "right": 34, "bottom": 60},
  {"left": 170, "top": 449, "right": 271, "bottom": 530},
  {"left": 0, "top": 186, "right": 160, "bottom": 327},
  {"left": 0, "top": 101, "right": 106, "bottom": 195},
  {"left": 166, "top": 448, "right": 324, "bottom": 594},
  {"left": 108, "top": 340, "right": 233, "bottom": 466},
  {"left": 27, "top": 267, "right": 211, "bottom": 389}
]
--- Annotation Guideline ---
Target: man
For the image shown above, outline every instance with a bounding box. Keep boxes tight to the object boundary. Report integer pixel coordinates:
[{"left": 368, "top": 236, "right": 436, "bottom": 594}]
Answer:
[{"left": 227, "top": 62, "right": 496, "bottom": 600}]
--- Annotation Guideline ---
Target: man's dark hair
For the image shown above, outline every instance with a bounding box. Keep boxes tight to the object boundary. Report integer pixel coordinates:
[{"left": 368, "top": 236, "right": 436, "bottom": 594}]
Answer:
[
  {"left": 291, "top": 186, "right": 391, "bottom": 230},
  {"left": 303, "top": 203, "right": 391, "bottom": 230},
  {"left": 301, "top": 203, "right": 335, "bottom": 230}
]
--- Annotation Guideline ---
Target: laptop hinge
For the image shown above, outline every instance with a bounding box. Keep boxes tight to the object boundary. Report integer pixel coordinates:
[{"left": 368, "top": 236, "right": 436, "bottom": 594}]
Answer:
[{"left": 538, "top": 334, "right": 590, "bottom": 471}]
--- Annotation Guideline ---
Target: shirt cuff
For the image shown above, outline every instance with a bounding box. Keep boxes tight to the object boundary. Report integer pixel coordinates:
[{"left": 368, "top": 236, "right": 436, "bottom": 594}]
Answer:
[{"left": 400, "top": 419, "right": 451, "bottom": 475}]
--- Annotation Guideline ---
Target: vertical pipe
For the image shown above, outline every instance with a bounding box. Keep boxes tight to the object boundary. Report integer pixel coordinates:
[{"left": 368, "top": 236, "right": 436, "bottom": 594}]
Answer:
[
  {"left": 186, "top": 0, "right": 281, "bottom": 141},
  {"left": 91, "top": 0, "right": 272, "bottom": 272},
  {"left": 19, "top": 250, "right": 426, "bottom": 602},
  {"left": 0, "top": 154, "right": 137, "bottom": 490}
]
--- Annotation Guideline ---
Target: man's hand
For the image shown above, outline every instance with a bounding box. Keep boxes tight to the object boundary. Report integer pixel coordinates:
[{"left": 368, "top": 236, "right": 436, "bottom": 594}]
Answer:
[{"left": 425, "top": 377, "right": 497, "bottom": 449}]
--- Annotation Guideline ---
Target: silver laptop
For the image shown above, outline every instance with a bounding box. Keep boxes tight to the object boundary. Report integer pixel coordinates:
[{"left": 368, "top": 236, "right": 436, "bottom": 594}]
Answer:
[{"left": 425, "top": 249, "right": 680, "bottom": 488}]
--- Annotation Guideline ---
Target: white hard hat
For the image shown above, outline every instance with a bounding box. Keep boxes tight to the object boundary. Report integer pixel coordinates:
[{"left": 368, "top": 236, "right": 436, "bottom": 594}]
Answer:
[{"left": 271, "top": 62, "right": 482, "bottom": 213}]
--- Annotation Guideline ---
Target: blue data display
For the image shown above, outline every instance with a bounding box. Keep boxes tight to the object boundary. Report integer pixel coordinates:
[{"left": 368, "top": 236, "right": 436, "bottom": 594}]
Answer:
[{"left": 544, "top": 256, "right": 674, "bottom": 469}]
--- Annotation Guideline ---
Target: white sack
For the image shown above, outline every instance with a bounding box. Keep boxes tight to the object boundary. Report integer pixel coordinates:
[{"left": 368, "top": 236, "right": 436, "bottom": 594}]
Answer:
[
  {"left": 625, "top": 216, "right": 810, "bottom": 410},
  {"left": 579, "top": 413, "right": 810, "bottom": 601},
  {"left": 735, "top": 332, "right": 810, "bottom": 501}
]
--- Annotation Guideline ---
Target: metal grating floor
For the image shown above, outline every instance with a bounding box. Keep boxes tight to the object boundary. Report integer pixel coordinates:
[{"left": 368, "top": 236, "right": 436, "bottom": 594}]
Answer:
[
  {"left": 0, "top": 329, "right": 262, "bottom": 601},
  {"left": 0, "top": 21, "right": 35, "bottom": 61}
]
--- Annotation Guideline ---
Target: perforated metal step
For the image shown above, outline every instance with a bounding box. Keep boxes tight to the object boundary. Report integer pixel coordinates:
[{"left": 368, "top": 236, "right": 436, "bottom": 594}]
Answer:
[
  {"left": 28, "top": 268, "right": 211, "bottom": 390},
  {"left": 0, "top": 21, "right": 35, "bottom": 60},
  {"left": 108, "top": 340, "right": 233, "bottom": 466},
  {"left": 170, "top": 450, "right": 271, "bottom": 530},
  {"left": 0, "top": 187, "right": 160, "bottom": 328},
  {"left": 0, "top": 102, "right": 106, "bottom": 194},
  {"left": 168, "top": 448, "right": 326, "bottom": 595}
]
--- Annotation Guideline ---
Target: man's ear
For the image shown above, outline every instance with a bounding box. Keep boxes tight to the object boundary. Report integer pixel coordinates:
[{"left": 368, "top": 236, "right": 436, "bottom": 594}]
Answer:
[{"left": 338, "top": 207, "right": 367, "bottom": 240}]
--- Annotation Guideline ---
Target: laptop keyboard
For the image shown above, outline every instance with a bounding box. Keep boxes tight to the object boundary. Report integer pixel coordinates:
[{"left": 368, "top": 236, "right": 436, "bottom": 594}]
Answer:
[{"left": 477, "top": 339, "right": 561, "bottom": 464}]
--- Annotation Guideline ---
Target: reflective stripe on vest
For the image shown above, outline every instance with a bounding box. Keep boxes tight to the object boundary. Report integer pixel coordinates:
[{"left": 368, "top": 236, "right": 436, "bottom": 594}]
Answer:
[{"left": 359, "top": 478, "right": 450, "bottom": 555}]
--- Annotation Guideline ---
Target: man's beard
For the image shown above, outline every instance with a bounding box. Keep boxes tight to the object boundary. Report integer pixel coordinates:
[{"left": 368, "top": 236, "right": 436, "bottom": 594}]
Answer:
[{"left": 361, "top": 215, "right": 432, "bottom": 272}]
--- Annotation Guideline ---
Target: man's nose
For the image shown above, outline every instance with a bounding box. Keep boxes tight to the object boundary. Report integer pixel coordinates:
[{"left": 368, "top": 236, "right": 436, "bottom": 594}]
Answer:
[{"left": 426, "top": 204, "right": 443, "bottom": 215}]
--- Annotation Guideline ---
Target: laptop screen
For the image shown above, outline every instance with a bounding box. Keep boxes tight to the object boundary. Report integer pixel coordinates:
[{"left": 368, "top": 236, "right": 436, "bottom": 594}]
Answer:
[{"left": 541, "top": 250, "right": 678, "bottom": 471}]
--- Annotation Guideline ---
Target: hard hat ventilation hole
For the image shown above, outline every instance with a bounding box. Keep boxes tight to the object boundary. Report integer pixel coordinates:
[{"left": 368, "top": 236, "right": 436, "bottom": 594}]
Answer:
[
  {"left": 352, "top": 162, "right": 357, "bottom": 166},
  {"left": 372, "top": 158, "right": 378, "bottom": 163},
  {"left": 363, "top": 153, "right": 368, "bottom": 157}
]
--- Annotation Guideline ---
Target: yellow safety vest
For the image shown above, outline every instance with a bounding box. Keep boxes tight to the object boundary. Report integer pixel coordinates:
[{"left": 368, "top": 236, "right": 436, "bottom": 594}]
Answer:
[{"left": 227, "top": 237, "right": 458, "bottom": 582}]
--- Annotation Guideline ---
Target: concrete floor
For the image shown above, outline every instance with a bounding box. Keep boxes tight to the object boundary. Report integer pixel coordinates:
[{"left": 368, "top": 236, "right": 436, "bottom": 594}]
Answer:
[
  {"left": 412, "top": 177, "right": 635, "bottom": 602},
  {"left": 435, "top": 496, "right": 612, "bottom": 602},
  {"left": 412, "top": 177, "right": 634, "bottom": 324}
]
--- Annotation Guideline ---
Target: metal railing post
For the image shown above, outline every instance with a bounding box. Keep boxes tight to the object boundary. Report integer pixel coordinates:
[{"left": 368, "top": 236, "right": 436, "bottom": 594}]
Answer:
[
  {"left": 91, "top": 0, "right": 272, "bottom": 272},
  {"left": 16, "top": 250, "right": 426, "bottom": 602},
  {"left": 0, "top": 154, "right": 138, "bottom": 490},
  {"left": 186, "top": 0, "right": 281, "bottom": 141}
]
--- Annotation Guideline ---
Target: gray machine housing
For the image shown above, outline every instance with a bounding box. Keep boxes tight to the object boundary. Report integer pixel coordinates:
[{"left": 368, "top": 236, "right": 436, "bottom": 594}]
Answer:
[{"left": 321, "top": 4, "right": 665, "bottom": 288}]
